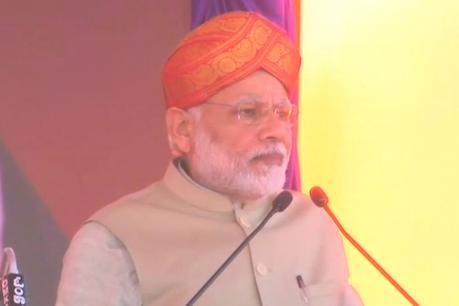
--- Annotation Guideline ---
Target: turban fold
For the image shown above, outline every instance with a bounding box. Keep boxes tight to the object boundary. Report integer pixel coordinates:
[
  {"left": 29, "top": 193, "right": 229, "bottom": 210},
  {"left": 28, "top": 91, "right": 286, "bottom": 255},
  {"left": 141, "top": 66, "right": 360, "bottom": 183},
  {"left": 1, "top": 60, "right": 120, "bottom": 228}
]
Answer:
[{"left": 162, "top": 11, "right": 301, "bottom": 109}]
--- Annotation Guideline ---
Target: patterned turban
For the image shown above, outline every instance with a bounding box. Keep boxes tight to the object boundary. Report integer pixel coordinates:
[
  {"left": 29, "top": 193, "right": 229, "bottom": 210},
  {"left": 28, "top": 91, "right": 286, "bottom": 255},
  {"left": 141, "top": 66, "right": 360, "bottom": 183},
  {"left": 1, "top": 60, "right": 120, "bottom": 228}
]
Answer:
[{"left": 161, "top": 11, "right": 301, "bottom": 109}]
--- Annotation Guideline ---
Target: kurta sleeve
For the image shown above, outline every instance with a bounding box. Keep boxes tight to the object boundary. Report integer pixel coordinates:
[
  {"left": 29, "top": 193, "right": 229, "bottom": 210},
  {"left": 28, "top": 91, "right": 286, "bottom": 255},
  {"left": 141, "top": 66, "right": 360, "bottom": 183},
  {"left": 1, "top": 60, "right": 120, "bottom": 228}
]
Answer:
[{"left": 55, "top": 222, "right": 142, "bottom": 306}]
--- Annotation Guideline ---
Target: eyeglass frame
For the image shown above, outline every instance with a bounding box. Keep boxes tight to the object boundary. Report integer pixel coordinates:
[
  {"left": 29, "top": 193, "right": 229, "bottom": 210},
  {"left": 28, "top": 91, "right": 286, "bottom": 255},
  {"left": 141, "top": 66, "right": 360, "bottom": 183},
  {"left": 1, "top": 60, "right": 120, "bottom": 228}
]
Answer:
[{"left": 200, "top": 99, "right": 298, "bottom": 126}]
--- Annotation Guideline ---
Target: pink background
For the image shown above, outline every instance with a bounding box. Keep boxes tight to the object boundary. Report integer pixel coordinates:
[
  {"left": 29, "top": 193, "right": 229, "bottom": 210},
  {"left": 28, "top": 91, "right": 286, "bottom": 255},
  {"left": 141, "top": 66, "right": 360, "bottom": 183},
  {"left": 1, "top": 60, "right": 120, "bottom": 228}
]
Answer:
[{"left": 0, "top": 1, "right": 190, "bottom": 304}]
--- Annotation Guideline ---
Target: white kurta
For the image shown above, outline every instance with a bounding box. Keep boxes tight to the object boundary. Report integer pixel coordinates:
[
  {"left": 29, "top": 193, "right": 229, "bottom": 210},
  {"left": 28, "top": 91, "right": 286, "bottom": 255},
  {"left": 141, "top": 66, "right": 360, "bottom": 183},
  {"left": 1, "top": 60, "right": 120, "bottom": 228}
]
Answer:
[{"left": 56, "top": 161, "right": 363, "bottom": 306}]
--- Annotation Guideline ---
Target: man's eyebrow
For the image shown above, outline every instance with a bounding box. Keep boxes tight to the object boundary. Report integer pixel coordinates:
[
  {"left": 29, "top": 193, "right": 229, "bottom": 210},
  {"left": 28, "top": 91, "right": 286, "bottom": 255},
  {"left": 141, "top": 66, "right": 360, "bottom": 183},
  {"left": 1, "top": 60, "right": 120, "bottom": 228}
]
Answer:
[
  {"left": 232, "top": 95, "right": 258, "bottom": 103},
  {"left": 233, "top": 95, "right": 289, "bottom": 102}
]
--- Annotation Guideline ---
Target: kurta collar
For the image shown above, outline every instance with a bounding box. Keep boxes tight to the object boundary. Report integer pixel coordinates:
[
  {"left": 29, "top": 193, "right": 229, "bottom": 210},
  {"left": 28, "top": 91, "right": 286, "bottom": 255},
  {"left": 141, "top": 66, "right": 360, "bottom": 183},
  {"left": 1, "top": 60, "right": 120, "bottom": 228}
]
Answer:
[{"left": 162, "top": 159, "right": 235, "bottom": 213}]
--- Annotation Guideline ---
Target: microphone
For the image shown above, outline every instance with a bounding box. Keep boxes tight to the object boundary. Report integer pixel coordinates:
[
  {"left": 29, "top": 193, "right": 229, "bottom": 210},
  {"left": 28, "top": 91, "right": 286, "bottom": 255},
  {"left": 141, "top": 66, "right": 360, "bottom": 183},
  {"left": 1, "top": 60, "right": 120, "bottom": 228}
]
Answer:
[
  {"left": 185, "top": 190, "right": 293, "bottom": 306},
  {"left": 309, "top": 186, "right": 420, "bottom": 306},
  {"left": 309, "top": 186, "right": 328, "bottom": 207},
  {"left": 1, "top": 248, "right": 26, "bottom": 306}
]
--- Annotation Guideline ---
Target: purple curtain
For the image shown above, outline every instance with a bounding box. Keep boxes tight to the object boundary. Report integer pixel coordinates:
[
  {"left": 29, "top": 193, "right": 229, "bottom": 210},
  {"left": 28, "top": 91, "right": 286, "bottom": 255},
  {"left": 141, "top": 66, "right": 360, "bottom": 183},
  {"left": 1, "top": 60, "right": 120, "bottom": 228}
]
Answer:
[{"left": 191, "top": 0, "right": 301, "bottom": 191}]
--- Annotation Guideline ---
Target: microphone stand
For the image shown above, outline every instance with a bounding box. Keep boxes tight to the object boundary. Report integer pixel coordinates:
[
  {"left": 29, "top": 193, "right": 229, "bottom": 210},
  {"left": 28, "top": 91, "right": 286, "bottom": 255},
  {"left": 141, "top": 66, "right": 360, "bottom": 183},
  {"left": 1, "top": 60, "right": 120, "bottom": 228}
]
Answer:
[
  {"left": 309, "top": 186, "right": 420, "bottom": 306},
  {"left": 185, "top": 191, "right": 292, "bottom": 306},
  {"left": 324, "top": 205, "right": 420, "bottom": 306}
]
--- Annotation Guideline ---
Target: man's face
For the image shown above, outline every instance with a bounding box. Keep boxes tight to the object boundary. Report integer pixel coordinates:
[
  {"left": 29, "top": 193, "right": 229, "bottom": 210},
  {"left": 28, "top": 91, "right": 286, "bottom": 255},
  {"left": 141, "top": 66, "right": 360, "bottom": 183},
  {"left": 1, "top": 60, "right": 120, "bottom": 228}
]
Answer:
[{"left": 187, "top": 70, "right": 293, "bottom": 201}]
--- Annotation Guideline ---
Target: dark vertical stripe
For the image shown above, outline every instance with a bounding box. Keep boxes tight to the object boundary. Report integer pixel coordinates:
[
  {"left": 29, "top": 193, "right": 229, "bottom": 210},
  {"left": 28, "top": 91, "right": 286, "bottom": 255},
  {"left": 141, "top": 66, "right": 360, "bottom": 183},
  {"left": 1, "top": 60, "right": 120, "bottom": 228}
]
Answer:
[{"left": 0, "top": 140, "right": 68, "bottom": 306}]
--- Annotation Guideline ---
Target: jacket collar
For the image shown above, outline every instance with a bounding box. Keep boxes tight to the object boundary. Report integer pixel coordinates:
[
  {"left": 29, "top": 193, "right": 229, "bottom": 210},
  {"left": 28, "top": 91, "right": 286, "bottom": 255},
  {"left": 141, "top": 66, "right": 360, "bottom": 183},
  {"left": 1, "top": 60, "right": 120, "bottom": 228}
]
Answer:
[{"left": 162, "top": 159, "right": 279, "bottom": 214}]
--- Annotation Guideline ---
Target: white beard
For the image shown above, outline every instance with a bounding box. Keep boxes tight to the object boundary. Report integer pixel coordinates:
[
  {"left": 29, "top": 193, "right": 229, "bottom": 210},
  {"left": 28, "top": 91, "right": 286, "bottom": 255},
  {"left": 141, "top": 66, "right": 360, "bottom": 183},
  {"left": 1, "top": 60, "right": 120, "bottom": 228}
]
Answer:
[{"left": 190, "top": 125, "right": 289, "bottom": 201}]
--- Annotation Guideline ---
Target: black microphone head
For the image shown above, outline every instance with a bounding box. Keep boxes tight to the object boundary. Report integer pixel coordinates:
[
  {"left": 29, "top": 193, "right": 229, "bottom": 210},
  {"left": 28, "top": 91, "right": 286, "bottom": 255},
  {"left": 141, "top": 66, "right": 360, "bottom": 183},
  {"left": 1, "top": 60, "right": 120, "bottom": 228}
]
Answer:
[
  {"left": 309, "top": 186, "right": 328, "bottom": 207},
  {"left": 272, "top": 191, "right": 293, "bottom": 212}
]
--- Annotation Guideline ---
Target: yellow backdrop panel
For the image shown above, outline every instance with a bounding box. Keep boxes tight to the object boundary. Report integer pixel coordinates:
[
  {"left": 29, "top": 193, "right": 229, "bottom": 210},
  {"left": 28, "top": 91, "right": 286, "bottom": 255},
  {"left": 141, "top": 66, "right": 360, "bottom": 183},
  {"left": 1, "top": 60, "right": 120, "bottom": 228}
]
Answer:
[{"left": 298, "top": 1, "right": 459, "bottom": 305}]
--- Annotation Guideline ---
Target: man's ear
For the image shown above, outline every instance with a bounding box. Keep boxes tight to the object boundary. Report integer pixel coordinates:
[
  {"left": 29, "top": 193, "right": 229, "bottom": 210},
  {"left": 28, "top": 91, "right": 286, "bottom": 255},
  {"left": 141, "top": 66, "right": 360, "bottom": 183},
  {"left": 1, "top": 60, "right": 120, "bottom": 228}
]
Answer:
[{"left": 165, "top": 107, "right": 195, "bottom": 157}]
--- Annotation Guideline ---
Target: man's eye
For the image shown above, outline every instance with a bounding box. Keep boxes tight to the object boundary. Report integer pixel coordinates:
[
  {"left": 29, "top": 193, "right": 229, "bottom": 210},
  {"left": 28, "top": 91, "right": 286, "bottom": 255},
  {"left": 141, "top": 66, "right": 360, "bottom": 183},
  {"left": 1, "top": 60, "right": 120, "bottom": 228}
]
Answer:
[
  {"left": 238, "top": 107, "right": 258, "bottom": 119},
  {"left": 276, "top": 109, "right": 290, "bottom": 120}
]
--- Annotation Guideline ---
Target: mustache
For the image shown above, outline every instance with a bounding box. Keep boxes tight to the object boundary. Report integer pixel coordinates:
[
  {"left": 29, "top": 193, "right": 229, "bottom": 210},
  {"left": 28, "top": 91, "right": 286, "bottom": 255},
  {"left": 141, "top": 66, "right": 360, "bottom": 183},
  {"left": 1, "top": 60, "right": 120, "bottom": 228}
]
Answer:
[{"left": 247, "top": 144, "right": 288, "bottom": 161}]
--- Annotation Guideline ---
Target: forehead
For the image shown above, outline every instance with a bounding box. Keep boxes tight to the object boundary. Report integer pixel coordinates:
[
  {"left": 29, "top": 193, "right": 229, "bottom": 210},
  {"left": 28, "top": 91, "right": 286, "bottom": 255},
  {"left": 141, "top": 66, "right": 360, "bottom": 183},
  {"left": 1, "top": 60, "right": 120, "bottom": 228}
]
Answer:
[{"left": 206, "top": 70, "right": 289, "bottom": 104}]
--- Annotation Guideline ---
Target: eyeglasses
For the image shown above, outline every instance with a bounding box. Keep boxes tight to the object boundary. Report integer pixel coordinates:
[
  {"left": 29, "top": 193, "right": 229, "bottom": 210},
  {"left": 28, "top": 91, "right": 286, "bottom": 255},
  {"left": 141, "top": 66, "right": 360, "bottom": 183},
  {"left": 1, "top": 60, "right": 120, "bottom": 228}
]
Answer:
[{"left": 204, "top": 100, "right": 298, "bottom": 126}]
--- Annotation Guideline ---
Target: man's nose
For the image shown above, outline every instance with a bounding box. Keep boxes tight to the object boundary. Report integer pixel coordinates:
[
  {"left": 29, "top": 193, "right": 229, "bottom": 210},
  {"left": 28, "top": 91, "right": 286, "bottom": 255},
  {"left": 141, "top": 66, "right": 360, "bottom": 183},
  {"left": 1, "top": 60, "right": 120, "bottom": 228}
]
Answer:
[{"left": 257, "top": 113, "right": 292, "bottom": 143}]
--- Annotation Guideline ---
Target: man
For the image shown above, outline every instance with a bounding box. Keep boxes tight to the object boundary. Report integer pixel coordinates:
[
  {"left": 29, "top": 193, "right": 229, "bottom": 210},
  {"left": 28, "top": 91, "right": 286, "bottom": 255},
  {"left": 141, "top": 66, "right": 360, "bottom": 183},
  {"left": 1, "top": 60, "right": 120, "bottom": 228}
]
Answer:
[{"left": 56, "top": 11, "right": 362, "bottom": 306}]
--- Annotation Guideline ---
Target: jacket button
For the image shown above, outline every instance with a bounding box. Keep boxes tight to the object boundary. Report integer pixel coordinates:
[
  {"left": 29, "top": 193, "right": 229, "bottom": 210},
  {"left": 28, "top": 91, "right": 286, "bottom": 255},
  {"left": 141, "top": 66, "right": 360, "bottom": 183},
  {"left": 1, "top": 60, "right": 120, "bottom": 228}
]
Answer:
[{"left": 256, "top": 263, "right": 269, "bottom": 276}]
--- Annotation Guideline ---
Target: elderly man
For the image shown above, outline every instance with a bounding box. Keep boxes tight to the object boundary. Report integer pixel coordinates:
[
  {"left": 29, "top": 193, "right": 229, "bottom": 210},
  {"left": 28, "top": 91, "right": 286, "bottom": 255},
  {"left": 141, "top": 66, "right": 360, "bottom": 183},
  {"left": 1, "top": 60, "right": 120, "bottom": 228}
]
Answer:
[{"left": 56, "top": 11, "right": 362, "bottom": 306}]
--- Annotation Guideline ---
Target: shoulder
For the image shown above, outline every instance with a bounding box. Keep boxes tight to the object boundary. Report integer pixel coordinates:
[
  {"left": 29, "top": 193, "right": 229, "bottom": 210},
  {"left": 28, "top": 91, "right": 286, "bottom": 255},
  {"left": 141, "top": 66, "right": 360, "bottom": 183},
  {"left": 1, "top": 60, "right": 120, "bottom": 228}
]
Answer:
[
  {"left": 65, "top": 222, "right": 128, "bottom": 257},
  {"left": 286, "top": 190, "right": 330, "bottom": 220},
  {"left": 273, "top": 189, "right": 339, "bottom": 235},
  {"left": 89, "top": 180, "right": 170, "bottom": 222}
]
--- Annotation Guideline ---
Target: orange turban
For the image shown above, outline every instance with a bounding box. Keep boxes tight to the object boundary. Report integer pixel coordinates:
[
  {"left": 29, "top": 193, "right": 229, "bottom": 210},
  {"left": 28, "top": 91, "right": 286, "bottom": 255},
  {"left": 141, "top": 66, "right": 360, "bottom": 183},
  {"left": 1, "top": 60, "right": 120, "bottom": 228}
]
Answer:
[{"left": 161, "top": 11, "right": 301, "bottom": 109}]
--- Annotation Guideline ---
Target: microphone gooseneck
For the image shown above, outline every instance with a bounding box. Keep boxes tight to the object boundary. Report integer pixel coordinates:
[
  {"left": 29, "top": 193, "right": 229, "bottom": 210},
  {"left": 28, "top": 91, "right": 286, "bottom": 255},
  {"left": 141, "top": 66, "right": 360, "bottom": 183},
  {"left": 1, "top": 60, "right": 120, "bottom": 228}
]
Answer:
[
  {"left": 185, "top": 191, "right": 293, "bottom": 306},
  {"left": 309, "top": 186, "right": 420, "bottom": 306}
]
